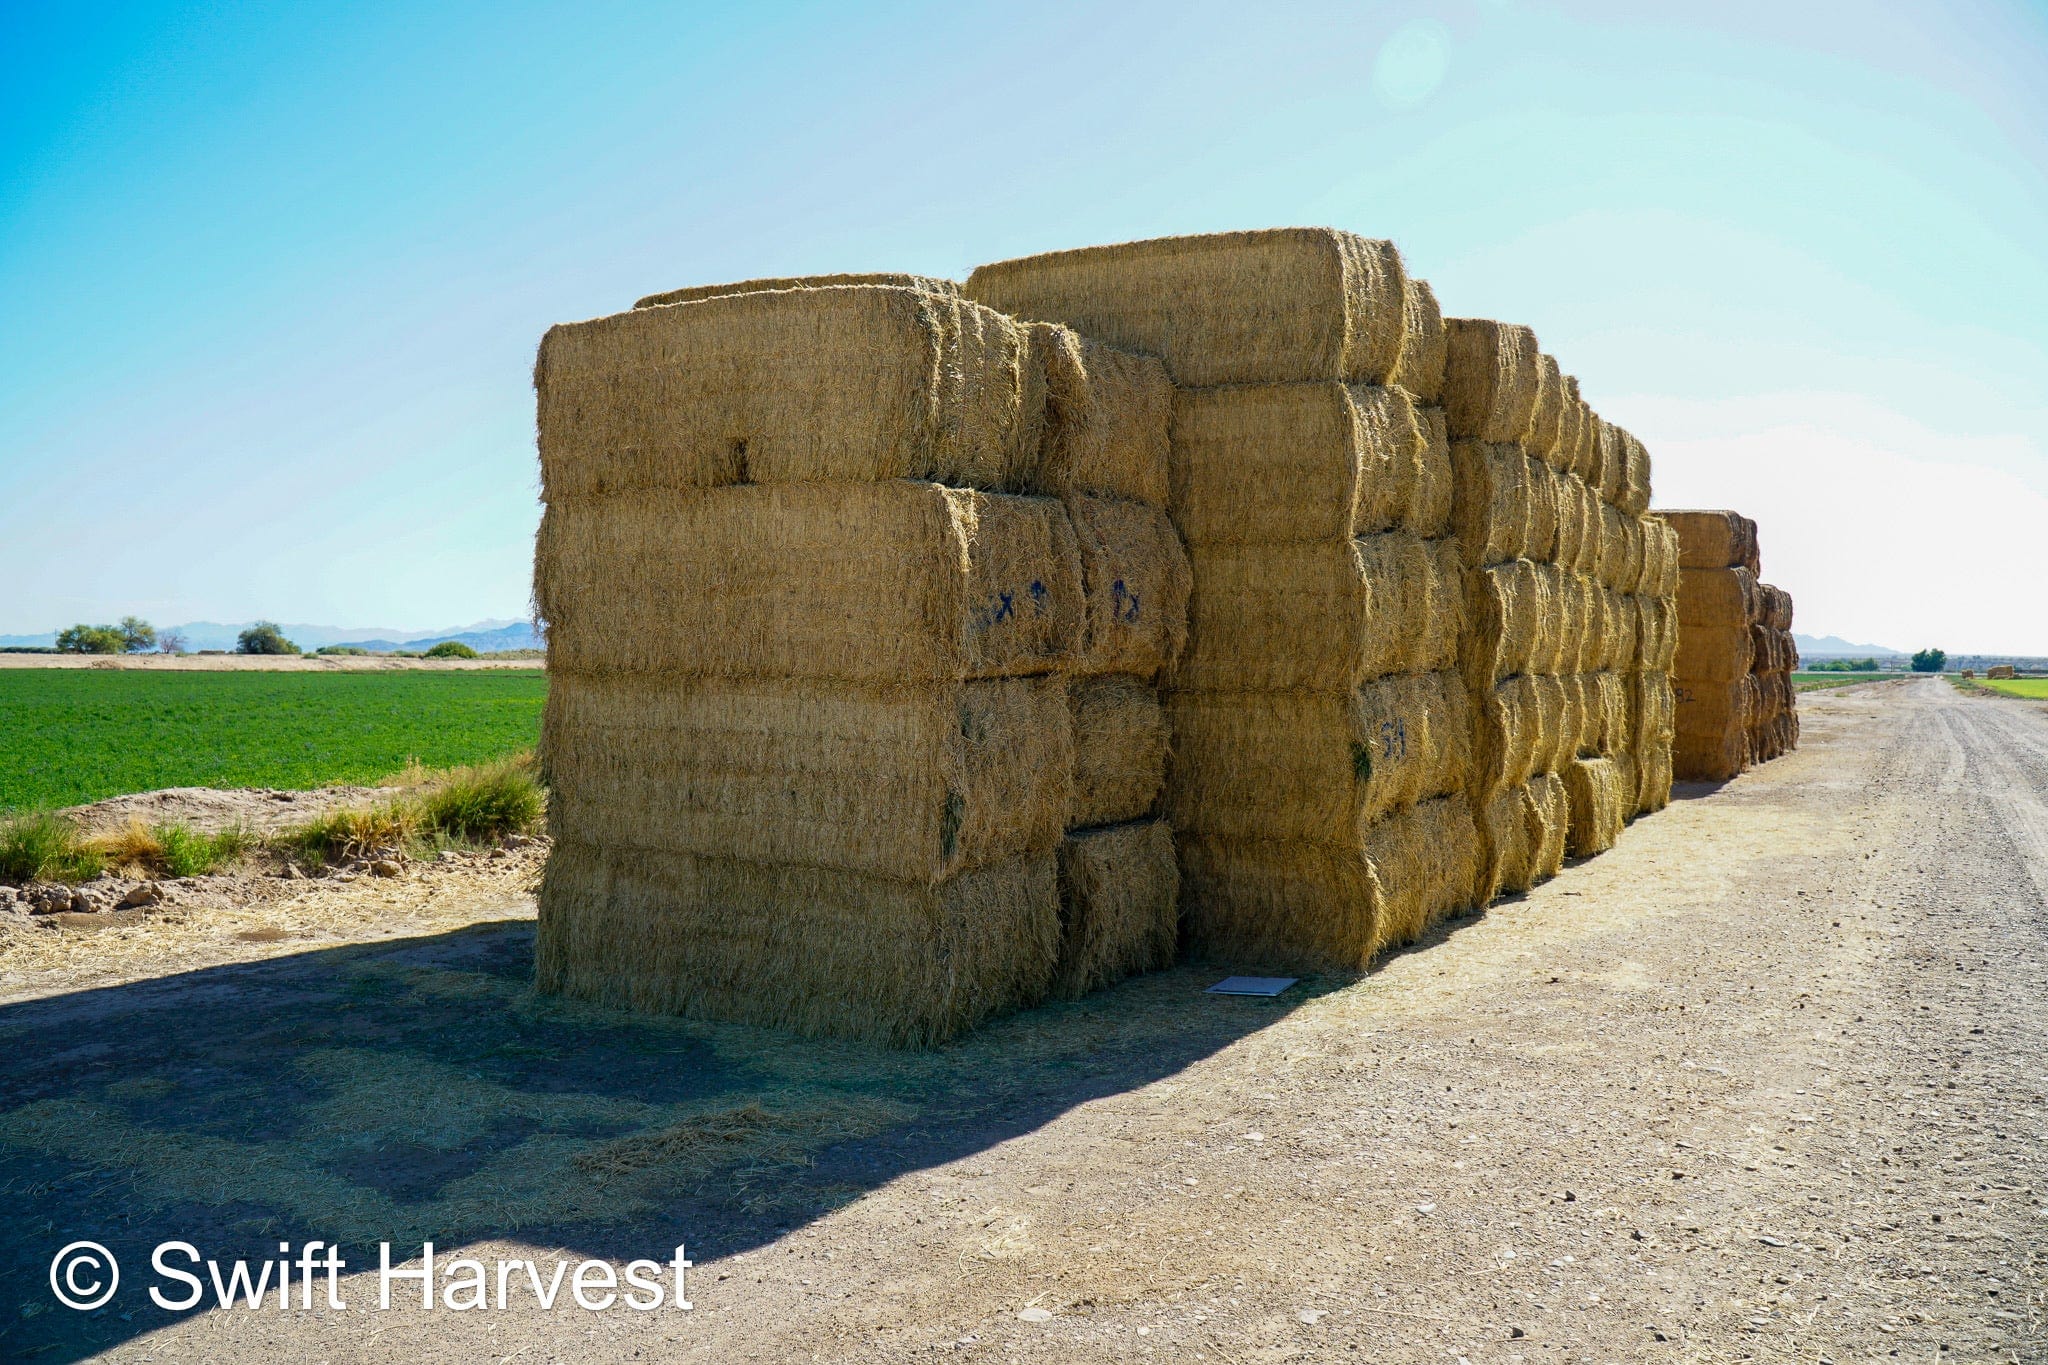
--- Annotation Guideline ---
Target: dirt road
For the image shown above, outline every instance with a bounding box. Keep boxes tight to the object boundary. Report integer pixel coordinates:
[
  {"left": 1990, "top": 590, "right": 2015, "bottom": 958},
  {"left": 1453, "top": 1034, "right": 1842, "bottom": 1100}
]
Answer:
[{"left": 2, "top": 676, "right": 2042, "bottom": 1362}]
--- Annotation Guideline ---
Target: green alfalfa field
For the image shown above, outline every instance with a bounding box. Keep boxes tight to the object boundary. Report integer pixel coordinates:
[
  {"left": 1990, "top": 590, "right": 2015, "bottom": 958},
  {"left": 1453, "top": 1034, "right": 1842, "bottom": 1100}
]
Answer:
[{"left": 0, "top": 669, "right": 547, "bottom": 811}]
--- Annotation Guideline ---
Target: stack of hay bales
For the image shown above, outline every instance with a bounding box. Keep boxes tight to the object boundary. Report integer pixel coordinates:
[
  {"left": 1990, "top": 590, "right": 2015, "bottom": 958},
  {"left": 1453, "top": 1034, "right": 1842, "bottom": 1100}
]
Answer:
[
  {"left": 531, "top": 278, "right": 1189, "bottom": 1043},
  {"left": 1665, "top": 510, "right": 1764, "bottom": 780},
  {"left": 1748, "top": 583, "right": 1799, "bottom": 762},
  {"left": 1438, "top": 326, "right": 1677, "bottom": 906},
  {"left": 967, "top": 229, "right": 1476, "bottom": 971}
]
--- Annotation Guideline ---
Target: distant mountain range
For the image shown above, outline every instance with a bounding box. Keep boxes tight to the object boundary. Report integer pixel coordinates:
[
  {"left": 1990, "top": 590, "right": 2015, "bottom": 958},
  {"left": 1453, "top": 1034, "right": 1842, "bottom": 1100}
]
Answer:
[
  {"left": 0, "top": 618, "right": 542, "bottom": 654},
  {"left": 1793, "top": 633, "right": 1906, "bottom": 658}
]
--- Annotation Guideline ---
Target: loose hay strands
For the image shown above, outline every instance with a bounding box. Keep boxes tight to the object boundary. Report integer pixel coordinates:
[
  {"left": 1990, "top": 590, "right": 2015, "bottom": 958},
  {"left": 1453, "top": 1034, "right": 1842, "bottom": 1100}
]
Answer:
[
  {"left": 1051, "top": 819, "right": 1179, "bottom": 1000},
  {"left": 1069, "top": 676, "right": 1170, "bottom": 829},
  {"left": 536, "top": 481, "right": 1084, "bottom": 684},
  {"left": 535, "top": 841, "right": 1060, "bottom": 1046},
  {"left": 543, "top": 674, "right": 1073, "bottom": 880},
  {"left": 966, "top": 227, "right": 1410, "bottom": 388},
  {"left": 537, "top": 286, "right": 1038, "bottom": 499}
]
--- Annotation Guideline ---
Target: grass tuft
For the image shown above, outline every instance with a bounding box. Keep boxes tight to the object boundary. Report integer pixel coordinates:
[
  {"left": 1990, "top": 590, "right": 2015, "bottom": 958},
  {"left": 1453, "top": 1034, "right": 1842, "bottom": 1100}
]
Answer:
[
  {"left": 0, "top": 812, "right": 106, "bottom": 883},
  {"left": 281, "top": 754, "right": 544, "bottom": 868}
]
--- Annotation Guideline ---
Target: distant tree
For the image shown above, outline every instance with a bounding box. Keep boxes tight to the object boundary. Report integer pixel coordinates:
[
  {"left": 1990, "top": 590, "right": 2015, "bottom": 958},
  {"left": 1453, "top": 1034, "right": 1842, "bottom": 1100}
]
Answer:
[
  {"left": 315, "top": 644, "right": 370, "bottom": 656},
  {"left": 1813, "top": 657, "right": 1881, "bottom": 673},
  {"left": 55, "top": 624, "right": 126, "bottom": 654},
  {"left": 236, "top": 621, "right": 300, "bottom": 655},
  {"left": 423, "top": 640, "right": 479, "bottom": 659},
  {"left": 1910, "top": 647, "right": 1946, "bottom": 673},
  {"left": 117, "top": 616, "right": 157, "bottom": 653},
  {"left": 156, "top": 630, "right": 188, "bottom": 654}
]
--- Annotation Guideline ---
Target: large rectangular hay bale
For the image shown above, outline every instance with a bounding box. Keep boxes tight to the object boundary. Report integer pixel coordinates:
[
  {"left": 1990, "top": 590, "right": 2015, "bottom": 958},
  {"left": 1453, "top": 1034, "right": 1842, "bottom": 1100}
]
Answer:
[
  {"left": 1674, "top": 677, "right": 1756, "bottom": 740},
  {"left": 1067, "top": 494, "right": 1192, "bottom": 678},
  {"left": 1524, "top": 354, "right": 1566, "bottom": 468},
  {"left": 535, "top": 841, "right": 1060, "bottom": 1046},
  {"left": 1071, "top": 675, "right": 1169, "bottom": 828},
  {"left": 1660, "top": 510, "right": 1761, "bottom": 573},
  {"left": 1676, "top": 624, "right": 1757, "bottom": 682},
  {"left": 1470, "top": 673, "right": 1560, "bottom": 798},
  {"left": 537, "top": 481, "right": 1083, "bottom": 682},
  {"left": 1030, "top": 323, "right": 1173, "bottom": 505},
  {"left": 1175, "top": 835, "right": 1381, "bottom": 973},
  {"left": 1168, "top": 383, "right": 1433, "bottom": 544},
  {"left": 1367, "top": 794, "right": 1482, "bottom": 948},
  {"left": 1389, "top": 277, "right": 1447, "bottom": 402},
  {"left": 1461, "top": 558, "right": 1560, "bottom": 689},
  {"left": 543, "top": 674, "right": 1072, "bottom": 880},
  {"left": 1051, "top": 819, "right": 1180, "bottom": 1000},
  {"left": 1673, "top": 728, "right": 1749, "bottom": 782},
  {"left": 1757, "top": 582, "right": 1795, "bottom": 633},
  {"left": 538, "top": 286, "right": 1038, "bottom": 498},
  {"left": 1616, "top": 428, "right": 1652, "bottom": 517},
  {"left": 1563, "top": 756, "right": 1627, "bottom": 857},
  {"left": 1676, "top": 566, "right": 1759, "bottom": 629},
  {"left": 1474, "top": 773, "right": 1567, "bottom": 903},
  {"left": 1174, "top": 532, "right": 1461, "bottom": 691},
  {"left": 965, "top": 228, "right": 1409, "bottom": 388},
  {"left": 1449, "top": 440, "right": 1537, "bottom": 567},
  {"left": 1164, "top": 670, "right": 1471, "bottom": 843},
  {"left": 1442, "top": 319, "right": 1540, "bottom": 444}
]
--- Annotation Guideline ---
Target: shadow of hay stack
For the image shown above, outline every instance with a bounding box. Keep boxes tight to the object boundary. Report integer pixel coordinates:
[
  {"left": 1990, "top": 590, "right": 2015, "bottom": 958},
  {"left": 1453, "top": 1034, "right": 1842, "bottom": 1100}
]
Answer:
[{"left": 0, "top": 920, "right": 1320, "bottom": 1362}]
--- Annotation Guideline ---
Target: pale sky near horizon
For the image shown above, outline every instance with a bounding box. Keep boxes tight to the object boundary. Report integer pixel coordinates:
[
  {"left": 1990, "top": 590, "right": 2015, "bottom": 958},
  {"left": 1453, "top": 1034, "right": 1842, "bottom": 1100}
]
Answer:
[{"left": 4, "top": 1, "right": 2044, "bottom": 650}]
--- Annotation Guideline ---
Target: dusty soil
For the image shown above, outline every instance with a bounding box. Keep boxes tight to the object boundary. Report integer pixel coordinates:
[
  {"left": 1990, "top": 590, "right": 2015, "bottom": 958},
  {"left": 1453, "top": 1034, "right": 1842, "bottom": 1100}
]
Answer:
[
  {"left": 0, "top": 654, "right": 538, "bottom": 671},
  {"left": 1, "top": 676, "right": 2042, "bottom": 1363},
  {"left": 59, "top": 785, "right": 398, "bottom": 839}
]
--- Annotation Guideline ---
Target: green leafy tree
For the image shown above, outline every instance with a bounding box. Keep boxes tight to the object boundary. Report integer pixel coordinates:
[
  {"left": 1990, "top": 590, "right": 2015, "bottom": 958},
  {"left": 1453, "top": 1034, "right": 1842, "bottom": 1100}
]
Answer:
[
  {"left": 117, "top": 616, "right": 157, "bottom": 653},
  {"left": 55, "top": 624, "right": 125, "bottom": 654},
  {"left": 1910, "top": 647, "right": 1946, "bottom": 673},
  {"left": 423, "top": 640, "right": 479, "bottom": 659},
  {"left": 236, "top": 621, "right": 300, "bottom": 655}
]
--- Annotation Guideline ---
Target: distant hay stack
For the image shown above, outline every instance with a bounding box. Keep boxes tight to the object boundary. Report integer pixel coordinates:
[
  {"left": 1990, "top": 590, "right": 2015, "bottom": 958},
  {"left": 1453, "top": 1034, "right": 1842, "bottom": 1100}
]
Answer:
[
  {"left": 969, "top": 230, "right": 1473, "bottom": 971},
  {"left": 534, "top": 278, "right": 1187, "bottom": 1044},
  {"left": 1665, "top": 510, "right": 1796, "bottom": 779}
]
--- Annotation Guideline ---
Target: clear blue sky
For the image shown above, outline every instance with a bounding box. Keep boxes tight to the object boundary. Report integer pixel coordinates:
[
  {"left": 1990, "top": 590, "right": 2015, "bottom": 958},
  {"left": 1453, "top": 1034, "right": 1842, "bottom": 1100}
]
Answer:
[{"left": 4, "top": 0, "right": 2044, "bottom": 649}]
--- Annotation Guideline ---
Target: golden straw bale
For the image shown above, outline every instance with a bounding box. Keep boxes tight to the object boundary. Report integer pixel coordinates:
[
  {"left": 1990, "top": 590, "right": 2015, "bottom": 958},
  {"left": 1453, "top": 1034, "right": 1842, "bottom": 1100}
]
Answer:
[
  {"left": 1165, "top": 670, "right": 1472, "bottom": 843},
  {"left": 966, "top": 228, "right": 1410, "bottom": 387},
  {"left": 1675, "top": 677, "right": 1756, "bottom": 742},
  {"left": 1676, "top": 566, "right": 1760, "bottom": 630},
  {"left": 1389, "top": 276, "right": 1447, "bottom": 403},
  {"left": 1029, "top": 323, "right": 1174, "bottom": 505},
  {"left": 1616, "top": 428, "right": 1653, "bottom": 517},
  {"left": 537, "top": 481, "right": 1083, "bottom": 683},
  {"left": 1168, "top": 383, "right": 1429, "bottom": 544},
  {"left": 1475, "top": 774, "right": 1567, "bottom": 903},
  {"left": 1553, "top": 383, "right": 1586, "bottom": 477},
  {"left": 1552, "top": 468, "right": 1587, "bottom": 570},
  {"left": 1368, "top": 794, "right": 1483, "bottom": 948},
  {"left": 1070, "top": 675, "right": 1170, "bottom": 828},
  {"left": 1410, "top": 405, "right": 1456, "bottom": 539},
  {"left": 1635, "top": 595, "right": 1679, "bottom": 672},
  {"left": 632, "top": 273, "right": 960, "bottom": 310},
  {"left": 1461, "top": 558, "right": 1555, "bottom": 689},
  {"left": 1450, "top": 441, "right": 1537, "bottom": 567},
  {"left": 535, "top": 840, "right": 1059, "bottom": 1046},
  {"left": 1523, "top": 451, "right": 1560, "bottom": 563},
  {"left": 1592, "top": 420, "right": 1628, "bottom": 507},
  {"left": 1470, "top": 673, "right": 1564, "bottom": 798},
  {"left": 1673, "top": 728, "right": 1749, "bottom": 782},
  {"left": 1175, "top": 532, "right": 1461, "bottom": 691},
  {"left": 1442, "top": 319, "right": 1541, "bottom": 443},
  {"left": 538, "top": 286, "right": 1038, "bottom": 499},
  {"left": 1528, "top": 771, "right": 1570, "bottom": 882},
  {"left": 1639, "top": 516, "right": 1681, "bottom": 597},
  {"left": 543, "top": 674, "right": 1072, "bottom": 881},
  {"left": 1607, "top": 597, "right": 1641, "bottom": 678},
  {"left": 1660, "top": 509, "right": 1761, "bottom": 573},
  {"left": 1066, "top": 494, "right": 1192, "bottom": 678},
  {"left": 1563, "top": 756, "right": 1627, "bottom": 857},
  {"left": 1756, "top": 582, "right": 1795, "bottom": 633},
  {"left": 1525, "top": 354, "right": 1566, "bottom": 468},
  {"left": 1633, "top": 740, "right": 1673, "bottom": 815},
  {"left": 1051, "top": 819, "right": 1180, "bottom": 1000},
  {"left": 1175, "top": 835, "right": 1381, "bottom": 973}
]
